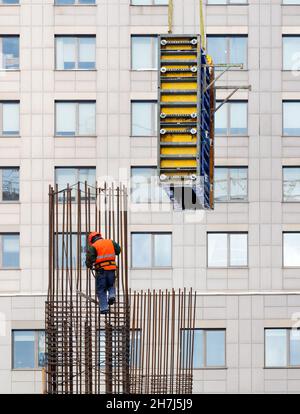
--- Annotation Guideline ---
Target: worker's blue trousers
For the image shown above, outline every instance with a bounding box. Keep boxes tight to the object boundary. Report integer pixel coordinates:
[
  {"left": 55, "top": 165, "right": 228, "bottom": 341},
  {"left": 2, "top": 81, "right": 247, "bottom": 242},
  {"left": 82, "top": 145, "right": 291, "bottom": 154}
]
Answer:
[{"left": 95, "top": 270, "right": 116, "bottom": 313}]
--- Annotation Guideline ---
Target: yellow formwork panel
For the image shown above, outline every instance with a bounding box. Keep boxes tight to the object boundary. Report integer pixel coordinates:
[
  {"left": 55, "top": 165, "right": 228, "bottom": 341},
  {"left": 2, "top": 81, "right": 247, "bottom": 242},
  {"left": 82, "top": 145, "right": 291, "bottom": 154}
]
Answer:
[
  {"left": 161, "top": 135, "right": 197, "bottom": 143},
  {"left": 163, "top": 72, "right": 195, "bottom": 78},
  {"left": 161, "top": 147, "right": 196, "bottom": 155},
  {"left": 161, "top": 107, "right": 196, "bottom": 115},
  {"left": 161, "top": 159, "right": 197, "bottom": 168},
  {"left": 162, "top": 82, "right": 197, "bottom": 90},
  {"left": 161, "top": 55, "right": 197, "bottom": 61},
  {"left": 161, "top": 95, "right": 197, "bottom": 103}
]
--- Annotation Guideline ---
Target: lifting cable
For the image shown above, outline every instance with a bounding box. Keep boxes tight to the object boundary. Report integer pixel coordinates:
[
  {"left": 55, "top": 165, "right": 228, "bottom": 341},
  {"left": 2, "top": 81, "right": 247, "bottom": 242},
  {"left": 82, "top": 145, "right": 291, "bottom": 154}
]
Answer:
[{"left": 168, "top": 0, "right": 173, "bottom": 33}]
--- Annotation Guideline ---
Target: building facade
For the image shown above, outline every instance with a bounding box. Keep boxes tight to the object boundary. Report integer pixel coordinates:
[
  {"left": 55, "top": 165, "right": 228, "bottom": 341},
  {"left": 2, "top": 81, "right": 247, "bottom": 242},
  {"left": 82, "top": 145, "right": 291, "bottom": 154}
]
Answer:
[{"left": 1, "top": 0, "right": 300, "bottom": 393}]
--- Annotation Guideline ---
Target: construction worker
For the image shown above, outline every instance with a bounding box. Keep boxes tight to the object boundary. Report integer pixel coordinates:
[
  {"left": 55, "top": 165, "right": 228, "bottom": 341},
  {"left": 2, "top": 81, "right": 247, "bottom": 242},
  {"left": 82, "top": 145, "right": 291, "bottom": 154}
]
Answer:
[{"left": 86, "top": 232, "right": 121, "bottom": 315}]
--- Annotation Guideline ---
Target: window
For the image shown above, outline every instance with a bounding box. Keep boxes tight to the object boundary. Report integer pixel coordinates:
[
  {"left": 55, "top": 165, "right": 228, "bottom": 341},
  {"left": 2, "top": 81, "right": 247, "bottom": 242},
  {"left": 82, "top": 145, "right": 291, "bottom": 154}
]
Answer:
[
  {"left": 131, "top": 232, "right": 172, "bottom": 268},
  {"left": 0, "top": 36, "right": 19, "bottom": 70},
  {"left": 207, "top": 35, "right": 247, "bottom": 68},
  {"left": 265, "top": 329, "right": 300, "bottom": 368},
  {"left": 56, "top": 36, "right": 96, "bottom": 70},
  {"left": 131, "top": 36, "right": 158, "bottom": 70},
  {"left": 215, "top": 167, "right": 248, "bottom": 202},
  {"left": 55, "top": 101, "right": 96, "bottom": 136},
  {"left": 99, "top": 329, "right": 141, "bottom": 368},
  {"left": 283, "top": 101, "right": 300, "bottom": 136},
  {"left": 283, "top": 167, "right": 300, "bottom": 202},
  {"left": 283, "top": 232, "right": 300, "bottom": 267},
  {"left": 283, "top": 36, "right": 300, "bottom": 71},
  {"left": 131, "top": 167, "right": 169, "bottom": 203},
  {"left": 207, "top": 232, "right": 248, "bottom": 267},
  {"left": 0, "top": 102, "right": 19, "bottom": 136},
  {"left": 283, "top": 0, "right": 300, "bottom": 3},
  {"left": 215, "top": 101, "right": 247, "bottom": 135},
  {"left": 131, "top": 101, "right": 157, "bottom": 136},
  {"left": 207, "top": 0, "right": 247, "bottom": 3},
  {"left": 55, "top": 0, "right": 96, "bottom": 4},
  {"left": 181, "top": 329, "right": 226, "bottom": 369},
  {"left": 0, "top": 0, "right": 19, "bottom": 4},
  {"left": 0, "top": 168, "right": 19, "bottom": 201},
  {"left": 57, "top": 233, "right": 86, "bottom": 269},
  {"left": 12, "top": 330, "right": 45, "bottom": 369},
  {"left": 1, "top": 233, "right": 19, "bottom": 268},
  {"left": 131, "top": 0, "right": 168, "bottom": 4},
  {"left": 55, "top": 167, "right": 96, "bottom": 201}
]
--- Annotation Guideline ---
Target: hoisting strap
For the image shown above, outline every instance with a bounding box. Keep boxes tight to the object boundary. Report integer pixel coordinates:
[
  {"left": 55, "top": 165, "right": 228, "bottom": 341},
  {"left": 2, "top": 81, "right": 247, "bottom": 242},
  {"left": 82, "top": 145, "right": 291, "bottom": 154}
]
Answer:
[
  {"left": 168, "top": 0, "right": 173, "bottom": 34},
  {"left": 199, "top": 0, "right": 206, "bottom": 50}
]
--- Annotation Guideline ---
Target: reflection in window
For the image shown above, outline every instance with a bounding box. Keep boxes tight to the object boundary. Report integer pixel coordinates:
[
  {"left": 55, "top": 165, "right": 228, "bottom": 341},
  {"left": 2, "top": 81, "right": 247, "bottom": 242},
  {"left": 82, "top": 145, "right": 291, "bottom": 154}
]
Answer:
[
  {"left": 131, "top": 101, "right": 157, "bottom": 136},
  {"left": 181, "top": 329, "right": 226, "bottom": 368},
  {"left": 207, "top": 232, "right": 248, "bottom": 267},
  {"left": 1, "top": 168, "right": 19, "bottom": 201},
  {"left": 215, "top": 101, "right": 247, "bottom": 135},
  {"left": 131, "top": 36, "right": 158, "bottom": 70},
  {"left": 57, "top": 233, "right": 87, "bottom": 269},
  {"left": 265, "top": 329, "right": 300, "bottom": 368},
  {"left": 283, "top": 36, "right": 300, "bottom": 71},
  {"left": 131, "top": 232, "right": 172, "bottom": 268},
  {"left": 207, "top": 36, "right": 247, "bottom": 68},
  {"left": 12, "top": 330, "right": 45, "bottom": 369},
  {"left": 55, "top": 101, "right": 96, "bottom": 136},
  {"left": 0, "top": 36, "right": 19, "bottom": 69},
  {"left": 131, "top": 167, "right": 169, "bottom": 203},
  {"left": 55, "top": 167, "right": 96, "bottom": 202},
  {"left": 283, "top": 101, "right": 300, "bottom": 136},
  {"left": 283, "top": 232, "right": 300, "bottom": 267},
  {"left": 2, "top": 233, "right": 19, "bottom": 268},
  {"left": 215, "top": 167, "right": 248, "bottom": 202},
  {"left": 283, "top": 167, "right": 300, "bottom": 202},
  {"left": 56, "top": 36, "right": 96, "bottom": 70}
]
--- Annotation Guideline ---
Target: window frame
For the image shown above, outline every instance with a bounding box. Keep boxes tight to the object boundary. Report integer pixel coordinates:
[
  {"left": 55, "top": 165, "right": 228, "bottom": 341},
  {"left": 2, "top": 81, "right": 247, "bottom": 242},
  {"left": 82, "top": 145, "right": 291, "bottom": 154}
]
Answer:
[
  {"left": 207, "top": 34, "right": 248, "bottom": 69},
  {"left": 181, "top": 328, "right": 227, "bottom": 369},
  {"left": 215, "top": 100, "right": 248, "bottom": 136},
  {"left": 56, "top": 232, "right": 87, "bottom": 270},
  {"left": 55, "top": 0, "right": 96, "bottom": 5},
  {"left": 55, "top": 100, "right": 96, "bottom": 137},
  {"left": 0, "top": 233, "right": 20, "bottom": 269},
  {"left": 0, "top": 35, "right": 19, "bottom": 70},
  {"left": 264, "top": 328, "right": 300, "bottom": 369},
  {"left": 130, "top": 0, "right": 168, "bottom": 4},
  {"left": 12, "top": 330, "right": 45, "bottom": 371},
  {"left": 0, "top": 101, "right": 20, "bottom": 137},
  {"left": 131, "top": 100, "right": 157, "bottom": 137},
  {"left": 283, "top": 231, "right": 300, "bottom": 268},
  {"left": 131, "top": 35, "right": 158, "bottom": 71},
  {"left": 54, "top": 166, "right": 96, "bottom": 203},
  {"left": 131, "top": 232, "right": 172, "bottom": 269},
  {"left": 0, "top": 167, "right": 20, "bottom": 202},
  {"left": 283, "top": 100, "right": 300, "bottom": 137},
  {"left": 282, "top": 166, "right": 300, "bottom": 202},
  {"left": 55, "top": 35, "right": 96, "bottom": 71},
  {"left": 214, "top": 166, "right": 248, "bottom": 202},
  {"left": 207, "top": 232, "right": 248, "bottom": 268},
  {"left": 207, "top": 0, "right": 248, "bottom": 4}
]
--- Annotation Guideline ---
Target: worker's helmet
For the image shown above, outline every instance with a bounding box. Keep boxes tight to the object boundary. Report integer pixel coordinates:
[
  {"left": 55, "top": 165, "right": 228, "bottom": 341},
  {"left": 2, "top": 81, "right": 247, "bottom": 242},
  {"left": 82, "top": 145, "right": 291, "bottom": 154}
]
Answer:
[{"left": 88, "top": 231, "right": 102, "bottom": 245}]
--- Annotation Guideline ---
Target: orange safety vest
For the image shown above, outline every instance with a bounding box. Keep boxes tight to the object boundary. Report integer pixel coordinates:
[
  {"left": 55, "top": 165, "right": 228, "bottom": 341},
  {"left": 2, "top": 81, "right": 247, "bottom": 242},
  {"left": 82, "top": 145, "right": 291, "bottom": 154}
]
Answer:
[{"left": 93, "top": 239, "right": 117, "bottom": 271}]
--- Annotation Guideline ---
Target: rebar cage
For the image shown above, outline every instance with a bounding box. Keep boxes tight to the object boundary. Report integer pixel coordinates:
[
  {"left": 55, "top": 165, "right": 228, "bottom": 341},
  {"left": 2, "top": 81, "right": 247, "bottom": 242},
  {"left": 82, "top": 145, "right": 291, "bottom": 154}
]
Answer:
[{"left": 46, "top": 182, "right": 196, "bottom": 394}]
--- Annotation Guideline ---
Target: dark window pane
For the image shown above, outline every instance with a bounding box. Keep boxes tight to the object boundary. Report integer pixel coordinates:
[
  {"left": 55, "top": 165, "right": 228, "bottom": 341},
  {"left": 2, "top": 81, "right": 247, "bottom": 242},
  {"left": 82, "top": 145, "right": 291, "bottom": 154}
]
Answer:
[{"left": 2, "top": 168, "right": 19, "bottom": 201}]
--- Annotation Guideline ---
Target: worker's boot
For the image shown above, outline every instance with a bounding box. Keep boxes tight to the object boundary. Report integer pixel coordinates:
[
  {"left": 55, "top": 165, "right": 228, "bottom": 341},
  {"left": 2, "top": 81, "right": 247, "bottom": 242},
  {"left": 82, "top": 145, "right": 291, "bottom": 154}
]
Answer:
[{"left": 108, "top": 296, "right": 115, "bottom": 305}]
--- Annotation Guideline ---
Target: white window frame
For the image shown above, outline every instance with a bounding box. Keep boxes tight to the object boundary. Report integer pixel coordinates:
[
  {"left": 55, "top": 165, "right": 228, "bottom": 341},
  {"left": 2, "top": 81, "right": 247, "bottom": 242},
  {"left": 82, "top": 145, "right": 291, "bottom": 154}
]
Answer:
[
  {"left": 264, "top": 328, "right": 300, "bottom": 368},
  {"left": 215, "top": 100, "right": 248, "bottom": 136},
  {"left": 214, "top": 166, "right": 248, "bottom": 202},
  {"left": 283, "top": 166, "right": 300, "bottom": 202},
  {"left": 131, "top": 232, "right": 172, "bottom": 269},
  {"left": 0, "top": 167, "right": 19, "bottom": 202},
  {"left": 0, "top": 101, "right": 19, "bottom": 136},
  {"left": 12, "top": 330, "right": 45, "bottom": 370},
  {"left": 207, "top": 232, "right": 248, "bottom": 268},
  {"left": 131, "top": 35, "right": 158, "bottom": 71},
  {"left": 55, "top": 101, "right": 96, "bottom": 137},
  {"left": 283, "top": 232, "right": 300, "bottom": 268},
  {"left": 207, "top": 35, "right": 248, "bottom": 69},
  {"left": 0, "top": 233, "right": 20, "bottom": 269},
  {"left": 55, "top": 167, "right": 96, "bottom": 202},
  {"left": 55, "top": 36, "right": 96, "bottom": 71},
  {"left": 131, "top": 100, "right": 157, "bottom": 137}
]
